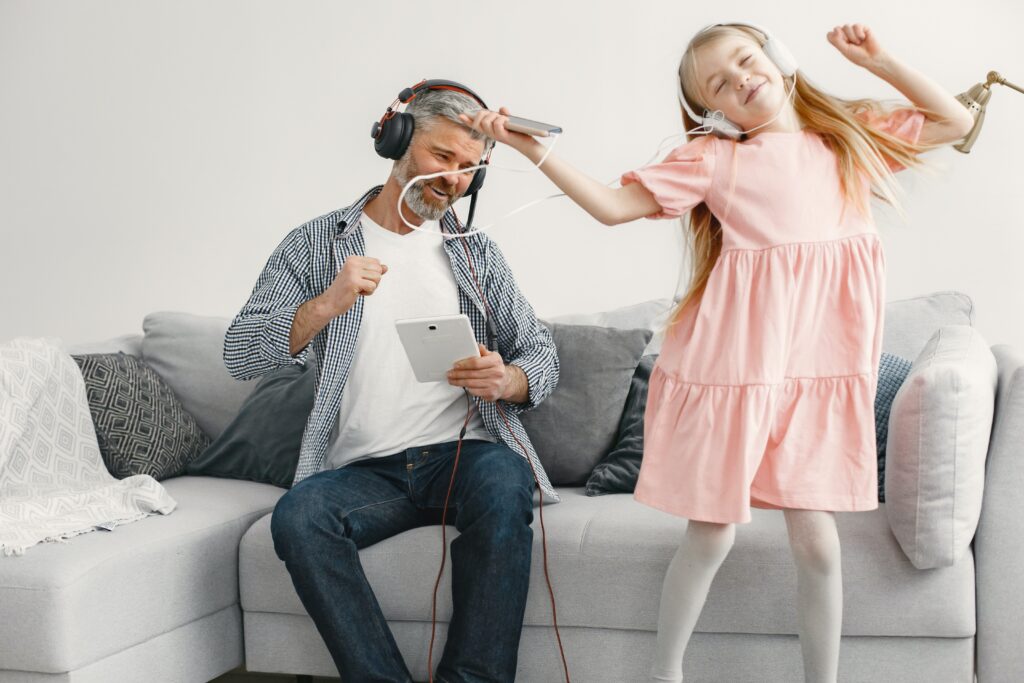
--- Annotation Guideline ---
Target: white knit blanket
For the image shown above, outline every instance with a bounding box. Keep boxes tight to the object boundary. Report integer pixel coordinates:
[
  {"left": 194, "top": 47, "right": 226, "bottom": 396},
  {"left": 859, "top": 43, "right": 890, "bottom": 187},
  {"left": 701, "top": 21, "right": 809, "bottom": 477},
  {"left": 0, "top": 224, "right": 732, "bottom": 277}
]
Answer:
[{"left": 0, "top": 338, "right": 176, "bottom": 556}]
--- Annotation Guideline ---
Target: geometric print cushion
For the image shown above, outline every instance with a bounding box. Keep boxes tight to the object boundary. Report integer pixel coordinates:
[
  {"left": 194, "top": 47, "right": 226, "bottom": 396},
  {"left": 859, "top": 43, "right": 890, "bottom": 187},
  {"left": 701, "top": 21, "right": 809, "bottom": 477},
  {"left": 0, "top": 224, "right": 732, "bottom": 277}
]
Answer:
[
  {"left": 72, "top": 353, "right": 210, "bottom": 480},
  {"left": 875, "top": 351, "right": 913, "bottom": 502}
]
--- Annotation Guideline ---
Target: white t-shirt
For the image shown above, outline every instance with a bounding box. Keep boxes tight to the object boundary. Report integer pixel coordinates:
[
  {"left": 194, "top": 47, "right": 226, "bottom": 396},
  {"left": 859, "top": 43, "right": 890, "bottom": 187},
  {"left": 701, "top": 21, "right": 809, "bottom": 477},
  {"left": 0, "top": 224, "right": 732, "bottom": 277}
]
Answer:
[{"left": 325, "top": 213, "right": 492, "bottom": 469}]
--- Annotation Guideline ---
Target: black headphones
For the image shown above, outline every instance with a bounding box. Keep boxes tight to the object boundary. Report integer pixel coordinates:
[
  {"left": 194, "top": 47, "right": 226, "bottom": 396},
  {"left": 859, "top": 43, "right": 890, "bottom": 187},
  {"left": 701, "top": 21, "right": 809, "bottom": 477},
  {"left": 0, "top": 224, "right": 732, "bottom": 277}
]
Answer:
[{"left": 370, "top": 79, "right": 491, "bottom": 196}]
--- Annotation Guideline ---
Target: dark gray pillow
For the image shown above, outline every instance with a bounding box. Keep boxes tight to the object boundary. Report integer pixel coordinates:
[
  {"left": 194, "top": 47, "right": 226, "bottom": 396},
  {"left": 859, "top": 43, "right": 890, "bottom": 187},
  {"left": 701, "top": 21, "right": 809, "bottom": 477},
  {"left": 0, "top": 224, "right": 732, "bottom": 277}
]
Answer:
[
  {"left": 72, "top": 353, "right": 210, "bottom": 480},
  {"left": 185, "top": 361, "right": 315, "bottom": 488},
  {"left": 521, "top": 322, "right": 652, "bottom": 486},
  {"left": 585, "top": 352, "right": 914, "bottom": 499},
  {"left": 585, "top": 354, "right": 656, "bottom": 496}
]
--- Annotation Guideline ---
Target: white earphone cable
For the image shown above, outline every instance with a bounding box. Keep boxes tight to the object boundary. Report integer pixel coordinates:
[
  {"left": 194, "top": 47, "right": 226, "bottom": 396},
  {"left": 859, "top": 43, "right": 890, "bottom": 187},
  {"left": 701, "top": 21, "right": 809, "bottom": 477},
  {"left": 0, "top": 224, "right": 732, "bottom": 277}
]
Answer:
[
  {"left": 683, "top": 72, "right": 799, "bottom": 138},
  {"left": 397, "top": 133, "right": 563, "bottom": 237},
  {"left": 397, "top": 74, "right": 796, "bottom": 238}
]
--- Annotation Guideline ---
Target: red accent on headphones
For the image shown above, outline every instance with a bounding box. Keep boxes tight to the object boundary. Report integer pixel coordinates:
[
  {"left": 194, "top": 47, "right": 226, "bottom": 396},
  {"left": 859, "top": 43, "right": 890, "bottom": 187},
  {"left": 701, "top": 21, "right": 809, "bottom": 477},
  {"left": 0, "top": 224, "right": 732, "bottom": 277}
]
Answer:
[{"left": 371, "top": 79, "right": 491, "bottom": 196}]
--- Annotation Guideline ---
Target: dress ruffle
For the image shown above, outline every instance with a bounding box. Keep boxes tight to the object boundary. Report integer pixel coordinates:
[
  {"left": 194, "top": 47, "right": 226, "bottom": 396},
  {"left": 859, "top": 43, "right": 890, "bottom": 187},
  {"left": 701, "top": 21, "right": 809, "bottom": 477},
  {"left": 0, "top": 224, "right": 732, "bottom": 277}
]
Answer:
[
  {"left": 636, "top": 234, "right": 885, "bottom": 523},
  {"left": 636, "top": 366, "right": 878, "bottom": 523}
]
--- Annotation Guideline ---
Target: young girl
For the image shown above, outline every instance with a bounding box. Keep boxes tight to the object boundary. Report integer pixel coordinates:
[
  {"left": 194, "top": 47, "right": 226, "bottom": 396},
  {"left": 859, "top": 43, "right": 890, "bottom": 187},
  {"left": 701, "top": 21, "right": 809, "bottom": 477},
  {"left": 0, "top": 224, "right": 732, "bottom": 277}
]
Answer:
[{"left": 461, "top": 22, "right": 973, "bottom": 683}]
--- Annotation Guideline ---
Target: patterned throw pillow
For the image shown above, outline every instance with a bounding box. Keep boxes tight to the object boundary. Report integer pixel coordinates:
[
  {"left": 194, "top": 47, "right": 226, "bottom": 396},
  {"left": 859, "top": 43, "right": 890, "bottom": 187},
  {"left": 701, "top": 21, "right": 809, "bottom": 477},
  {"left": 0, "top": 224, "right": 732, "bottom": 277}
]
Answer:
[
  {"left": 875, "top": 352, "right": 913, "bottom": 502},
  {"left": 72, "top": 353, "right": 210, "bottom": 480}
]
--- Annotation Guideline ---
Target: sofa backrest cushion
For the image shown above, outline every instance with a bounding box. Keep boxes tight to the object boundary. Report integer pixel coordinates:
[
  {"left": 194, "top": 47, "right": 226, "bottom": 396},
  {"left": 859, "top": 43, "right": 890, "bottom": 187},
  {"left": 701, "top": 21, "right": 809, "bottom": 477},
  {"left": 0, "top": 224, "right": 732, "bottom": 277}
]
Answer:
[
  {"left": 64, "top": 334, "right": 144, "bottom": 357},
  {"left": 550, "top": 299, "right": 673, "bottom": 356},
  {"left": 881, "top": 291, "right": 974, "bottom": 360},
  {"left": 130, "top": 290, "right": 977, "bottom": 478},
  {"left": 885, "top": 325, "right": 997, "bottom": 569},
  {"left": 522, "top": 322, "right": 651, "bottom": 486},
  {"left": 141, "top": 312, "right": 257, "bottom": 440}
]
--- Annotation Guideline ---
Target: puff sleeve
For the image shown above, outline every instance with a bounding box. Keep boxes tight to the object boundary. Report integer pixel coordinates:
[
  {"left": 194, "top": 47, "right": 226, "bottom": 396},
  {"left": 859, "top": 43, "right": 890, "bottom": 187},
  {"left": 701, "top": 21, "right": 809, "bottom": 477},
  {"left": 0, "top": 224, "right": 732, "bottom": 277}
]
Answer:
[
  {"left": 620, "top": 137, "right": 716, "bottom": 219},
  {"left": 859, "top": 107, "right": 927, "bottom": 171}
]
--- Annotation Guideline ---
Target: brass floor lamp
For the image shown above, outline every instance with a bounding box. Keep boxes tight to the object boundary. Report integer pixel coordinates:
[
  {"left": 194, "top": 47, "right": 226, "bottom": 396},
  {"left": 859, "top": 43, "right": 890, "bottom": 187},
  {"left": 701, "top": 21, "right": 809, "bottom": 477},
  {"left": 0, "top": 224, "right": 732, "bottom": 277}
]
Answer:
[{"left": 954, "top": 71, "right": 1023, "bottom": 153}]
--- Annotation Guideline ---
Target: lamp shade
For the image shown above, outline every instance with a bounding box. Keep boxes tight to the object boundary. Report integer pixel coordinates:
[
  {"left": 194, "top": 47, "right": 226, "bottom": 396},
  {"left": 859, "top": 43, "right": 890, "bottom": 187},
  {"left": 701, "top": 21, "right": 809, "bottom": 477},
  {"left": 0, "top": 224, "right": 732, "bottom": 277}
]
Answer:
[
  {"left": 954, "top": 72, "right": 1023, "bottom": 154},
  {"left": 954, "top": 82, "right": 992, "bottom": 153}
]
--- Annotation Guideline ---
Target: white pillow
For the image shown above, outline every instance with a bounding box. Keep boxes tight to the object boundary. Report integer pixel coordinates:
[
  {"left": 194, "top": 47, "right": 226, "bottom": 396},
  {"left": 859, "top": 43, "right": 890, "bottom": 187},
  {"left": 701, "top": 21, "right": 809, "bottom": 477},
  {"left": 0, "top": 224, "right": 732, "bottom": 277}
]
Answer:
[
  {"left": 885, "top": 325, "right": 996, "bottom": 569},
  {"left": 882, "top": 291, "right": 974, "bottom": 359},
  {"left": 550, "top": 298, "right": 673, "bottom": 355}
]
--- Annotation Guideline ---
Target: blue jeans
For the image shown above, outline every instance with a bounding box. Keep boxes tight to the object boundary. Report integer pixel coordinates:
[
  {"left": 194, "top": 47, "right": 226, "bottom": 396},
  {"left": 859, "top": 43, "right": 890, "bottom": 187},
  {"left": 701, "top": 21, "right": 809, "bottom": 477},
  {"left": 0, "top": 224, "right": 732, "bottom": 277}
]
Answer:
[{"left": 271, "top": 439, "right": 535, "bottom": 683}]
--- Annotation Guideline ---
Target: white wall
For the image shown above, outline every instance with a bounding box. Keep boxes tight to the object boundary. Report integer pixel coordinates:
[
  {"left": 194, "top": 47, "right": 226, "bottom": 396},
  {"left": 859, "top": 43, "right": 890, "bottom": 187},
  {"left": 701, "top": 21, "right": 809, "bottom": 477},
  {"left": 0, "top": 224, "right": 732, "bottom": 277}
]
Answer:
[{"left": 2, "top": 0, "right": 1022, "bottom": 351}]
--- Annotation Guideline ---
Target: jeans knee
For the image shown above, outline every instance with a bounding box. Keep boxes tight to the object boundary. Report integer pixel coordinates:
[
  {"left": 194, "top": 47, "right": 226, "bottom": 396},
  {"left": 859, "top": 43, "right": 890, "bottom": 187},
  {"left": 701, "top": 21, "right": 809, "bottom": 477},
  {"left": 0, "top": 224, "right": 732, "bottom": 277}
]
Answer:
[
  {"left": 271, "top": 490, "right": 319, "bottom": 560},
  {"left": 480, "top": 492, "right": 533, "bottom": 539},
  {"left": 460, "top": 488, "right": 533, "bottom": 554}
]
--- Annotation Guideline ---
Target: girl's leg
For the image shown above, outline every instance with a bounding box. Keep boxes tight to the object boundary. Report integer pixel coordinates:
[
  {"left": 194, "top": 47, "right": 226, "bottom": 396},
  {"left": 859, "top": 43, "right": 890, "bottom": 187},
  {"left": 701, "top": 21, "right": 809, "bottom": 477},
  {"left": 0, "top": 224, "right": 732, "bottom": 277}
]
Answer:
[
  {"left": 783, "top": 509, "right": 843, "bottom": 683},
  {"left": 650, "top": 520, "right": 736, "bottom": 683}
]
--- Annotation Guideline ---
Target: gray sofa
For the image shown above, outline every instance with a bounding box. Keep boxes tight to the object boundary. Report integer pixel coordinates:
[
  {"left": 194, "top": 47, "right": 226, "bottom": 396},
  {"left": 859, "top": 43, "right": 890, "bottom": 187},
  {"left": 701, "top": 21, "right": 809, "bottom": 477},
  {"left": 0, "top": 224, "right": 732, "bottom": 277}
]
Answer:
[{"left": 1, "top": 292, "right": 1021, "bottom": 682}]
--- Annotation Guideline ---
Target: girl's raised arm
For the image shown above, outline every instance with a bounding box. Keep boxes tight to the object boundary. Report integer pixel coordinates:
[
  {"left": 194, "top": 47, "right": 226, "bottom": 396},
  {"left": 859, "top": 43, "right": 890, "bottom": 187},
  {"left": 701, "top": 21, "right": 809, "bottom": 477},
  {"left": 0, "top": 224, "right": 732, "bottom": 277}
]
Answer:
[
  {"left": 827, "top": 23, "right": 975, "bottom": 146},
  {"left": 459, "top": 108, "right": 662, "bottom": 226}
]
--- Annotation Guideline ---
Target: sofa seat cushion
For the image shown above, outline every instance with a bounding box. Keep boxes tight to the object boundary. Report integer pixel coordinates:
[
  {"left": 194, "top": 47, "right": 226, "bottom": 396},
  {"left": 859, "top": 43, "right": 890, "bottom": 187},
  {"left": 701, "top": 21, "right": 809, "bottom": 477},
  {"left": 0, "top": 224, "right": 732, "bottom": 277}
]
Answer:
[
  {"left": 0, "top": 476, "right": 284, "bottom": 674},
  {"left": 240, "top": 488, "right": 974, "bottom": 639}
]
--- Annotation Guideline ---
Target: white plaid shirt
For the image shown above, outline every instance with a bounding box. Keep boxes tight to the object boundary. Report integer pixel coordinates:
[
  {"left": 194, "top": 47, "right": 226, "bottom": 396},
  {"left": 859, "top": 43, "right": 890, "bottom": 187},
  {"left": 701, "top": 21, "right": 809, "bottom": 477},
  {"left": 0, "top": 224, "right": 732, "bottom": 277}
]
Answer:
[{"left": 224, "top": 186, "right": 561, "bottom": 501}]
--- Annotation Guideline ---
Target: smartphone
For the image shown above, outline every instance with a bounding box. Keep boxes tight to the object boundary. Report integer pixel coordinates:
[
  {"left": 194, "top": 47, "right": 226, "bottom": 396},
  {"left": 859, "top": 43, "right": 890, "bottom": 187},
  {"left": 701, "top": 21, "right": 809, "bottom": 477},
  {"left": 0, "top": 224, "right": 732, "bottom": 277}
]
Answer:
[
  {"left": 395, "top": 314, "right": 480, "bottom": 383},
  {"left": 504, "top": 115, "right": 563, "bottom": 137}
]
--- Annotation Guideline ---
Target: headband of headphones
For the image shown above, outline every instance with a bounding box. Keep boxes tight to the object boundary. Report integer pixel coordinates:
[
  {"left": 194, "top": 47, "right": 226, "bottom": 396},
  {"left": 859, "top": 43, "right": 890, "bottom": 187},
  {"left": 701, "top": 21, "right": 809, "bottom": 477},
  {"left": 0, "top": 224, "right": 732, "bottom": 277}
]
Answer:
[
  {"left": 676, "top": 22, "right": 799, "bottom": 139},
  {"left": 400, "top": 79, "right": 488, "bottom": 110},
  {"left": 370, "top": 79, "right": 492, "bottom": 195}
]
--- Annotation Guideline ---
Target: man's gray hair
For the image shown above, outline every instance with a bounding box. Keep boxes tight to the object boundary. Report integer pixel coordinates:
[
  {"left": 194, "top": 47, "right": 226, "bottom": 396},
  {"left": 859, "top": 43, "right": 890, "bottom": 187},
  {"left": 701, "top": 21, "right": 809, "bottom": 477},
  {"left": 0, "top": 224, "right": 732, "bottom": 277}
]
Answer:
[{"left": 406, "top": 88, "right": 494, "bottom": 154}]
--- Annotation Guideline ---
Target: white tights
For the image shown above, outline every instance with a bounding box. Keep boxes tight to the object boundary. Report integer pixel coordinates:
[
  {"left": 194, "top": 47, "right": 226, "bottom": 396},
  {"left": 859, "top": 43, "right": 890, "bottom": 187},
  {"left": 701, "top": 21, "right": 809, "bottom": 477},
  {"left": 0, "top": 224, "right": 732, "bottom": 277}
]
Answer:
[{"left": 649, "top": 510, "right": 842, "bottom": 683}]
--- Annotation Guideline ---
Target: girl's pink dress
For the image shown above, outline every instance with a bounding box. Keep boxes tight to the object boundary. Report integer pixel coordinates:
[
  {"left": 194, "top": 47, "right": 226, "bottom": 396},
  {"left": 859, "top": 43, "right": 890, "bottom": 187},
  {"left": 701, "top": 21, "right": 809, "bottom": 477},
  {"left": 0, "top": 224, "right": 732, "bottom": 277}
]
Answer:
[{"left": 622, "top": 110, "right": 925, "bottom": 523}]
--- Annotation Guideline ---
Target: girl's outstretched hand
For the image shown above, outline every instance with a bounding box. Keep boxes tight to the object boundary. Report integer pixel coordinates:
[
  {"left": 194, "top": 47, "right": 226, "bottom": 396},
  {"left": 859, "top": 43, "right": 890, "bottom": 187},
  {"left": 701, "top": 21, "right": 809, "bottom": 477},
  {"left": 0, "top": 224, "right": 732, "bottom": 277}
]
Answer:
[
  {"left": 827, "top": 24, "right": 888, "bottom": 70},
  {"left": 458, "top": 107, "right": 537, "bottom": 154}
]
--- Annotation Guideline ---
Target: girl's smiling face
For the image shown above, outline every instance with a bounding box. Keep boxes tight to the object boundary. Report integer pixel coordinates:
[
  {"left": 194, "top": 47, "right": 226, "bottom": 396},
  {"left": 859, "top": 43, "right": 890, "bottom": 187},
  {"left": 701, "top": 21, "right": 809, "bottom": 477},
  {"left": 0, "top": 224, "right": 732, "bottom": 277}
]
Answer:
[{"left": 689, "top": 33, "right": 795, "bottom": 135}]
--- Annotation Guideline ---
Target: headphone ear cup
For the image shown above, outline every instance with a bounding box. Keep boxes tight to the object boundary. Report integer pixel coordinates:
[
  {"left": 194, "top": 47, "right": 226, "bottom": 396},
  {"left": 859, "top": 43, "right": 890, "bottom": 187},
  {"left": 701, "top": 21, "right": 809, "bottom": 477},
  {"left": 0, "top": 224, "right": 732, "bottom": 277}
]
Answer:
[
  {"left": 762, "top": 38, "right": 798, "bottom": 77},
  {"left": 374, "top": 112, "right": 415, "bottom": 160},
  {"left": 700, "top": 110, "right": 744, "bottom": 139},
  {"left": 465, "top": 165, "right": 486, "bottom": 196},
  {"left": 711, "top": 118, "right": 743, "bottom": 139}
]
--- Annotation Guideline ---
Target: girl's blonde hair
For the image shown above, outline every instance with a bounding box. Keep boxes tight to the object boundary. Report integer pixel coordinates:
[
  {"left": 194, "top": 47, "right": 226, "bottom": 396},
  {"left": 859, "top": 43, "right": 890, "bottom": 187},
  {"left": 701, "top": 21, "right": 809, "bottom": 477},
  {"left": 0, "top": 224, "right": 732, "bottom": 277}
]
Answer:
[{"left": 671, "top": 24, "right": 931, "bottom": 326}]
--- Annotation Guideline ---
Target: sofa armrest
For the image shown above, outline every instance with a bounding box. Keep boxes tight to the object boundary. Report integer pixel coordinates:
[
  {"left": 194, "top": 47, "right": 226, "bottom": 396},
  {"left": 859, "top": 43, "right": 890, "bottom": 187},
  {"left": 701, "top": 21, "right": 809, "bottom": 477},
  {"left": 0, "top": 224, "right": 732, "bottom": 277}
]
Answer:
[{"left": 975, "top": 344, "right": 1024, "bottom": 682}]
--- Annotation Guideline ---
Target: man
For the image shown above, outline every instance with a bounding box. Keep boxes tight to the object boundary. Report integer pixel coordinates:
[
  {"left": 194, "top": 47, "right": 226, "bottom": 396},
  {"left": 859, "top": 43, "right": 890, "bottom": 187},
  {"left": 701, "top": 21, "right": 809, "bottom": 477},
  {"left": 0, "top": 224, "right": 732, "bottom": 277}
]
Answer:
[{"left": 224, "top": 83, "right": 560, "bottom": 682}]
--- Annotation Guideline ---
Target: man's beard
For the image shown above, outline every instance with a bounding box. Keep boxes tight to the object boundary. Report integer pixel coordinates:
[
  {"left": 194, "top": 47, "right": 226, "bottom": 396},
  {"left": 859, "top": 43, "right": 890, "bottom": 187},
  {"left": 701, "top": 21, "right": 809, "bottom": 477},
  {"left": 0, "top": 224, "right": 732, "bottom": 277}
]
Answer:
[{"left": 394, "top": 155, "right": 459, "bottom": 221}]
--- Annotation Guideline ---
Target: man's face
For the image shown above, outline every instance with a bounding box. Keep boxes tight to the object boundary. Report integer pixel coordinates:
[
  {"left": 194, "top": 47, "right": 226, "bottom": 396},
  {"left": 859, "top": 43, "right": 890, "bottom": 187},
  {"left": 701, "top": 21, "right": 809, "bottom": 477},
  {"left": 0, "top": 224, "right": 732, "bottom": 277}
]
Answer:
[{"left": 394, "top": 117, "right": 486, "bottom": 221}]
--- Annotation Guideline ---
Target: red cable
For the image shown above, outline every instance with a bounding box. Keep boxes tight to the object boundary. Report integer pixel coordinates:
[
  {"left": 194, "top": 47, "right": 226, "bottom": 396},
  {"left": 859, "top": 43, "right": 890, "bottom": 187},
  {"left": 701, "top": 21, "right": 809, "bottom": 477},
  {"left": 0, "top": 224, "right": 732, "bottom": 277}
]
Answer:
[
  {"left": 426, "top": 398, "right": 570, "bottom": 683},
  {"left": 425, "top": 214, "right": 570, "bottom": 682},
  {"left": 428, "top": 400, "right": 474, "bottom": 682},
  {"left": 458, "top": 236, "right": 571, "bottom": 682},
  {"left": 497, "top": 402, "right": 571, "bottom": 683}
]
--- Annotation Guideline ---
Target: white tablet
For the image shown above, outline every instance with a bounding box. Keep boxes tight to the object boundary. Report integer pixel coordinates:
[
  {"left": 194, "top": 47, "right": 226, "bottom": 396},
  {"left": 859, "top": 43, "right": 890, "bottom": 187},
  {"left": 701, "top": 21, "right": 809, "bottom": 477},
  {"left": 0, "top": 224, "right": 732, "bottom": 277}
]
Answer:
[{"left": 395, "top": 314, "right": 481, "bottom": 383}]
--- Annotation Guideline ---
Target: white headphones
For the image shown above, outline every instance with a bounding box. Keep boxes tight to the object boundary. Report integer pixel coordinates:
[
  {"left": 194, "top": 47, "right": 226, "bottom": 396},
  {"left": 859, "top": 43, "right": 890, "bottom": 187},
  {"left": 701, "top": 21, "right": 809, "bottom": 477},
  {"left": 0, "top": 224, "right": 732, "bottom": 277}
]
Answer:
[{"left": 676, "top": 22, "right": 799, "bottom": 139}]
